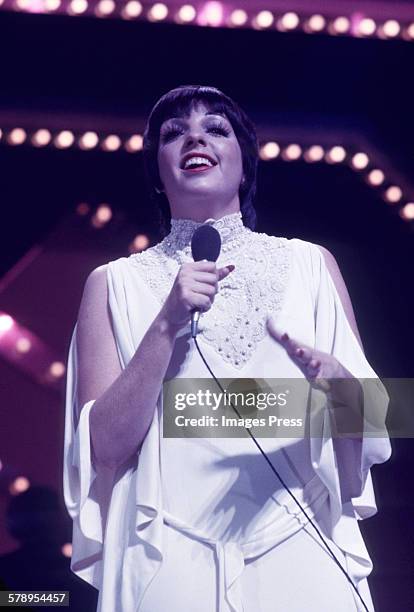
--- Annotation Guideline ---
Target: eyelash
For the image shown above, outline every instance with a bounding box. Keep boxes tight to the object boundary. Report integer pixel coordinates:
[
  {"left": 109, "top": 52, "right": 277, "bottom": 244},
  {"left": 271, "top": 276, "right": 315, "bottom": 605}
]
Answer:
[{"left": 160, "top": 123, "right": 231, "bottom": 143}]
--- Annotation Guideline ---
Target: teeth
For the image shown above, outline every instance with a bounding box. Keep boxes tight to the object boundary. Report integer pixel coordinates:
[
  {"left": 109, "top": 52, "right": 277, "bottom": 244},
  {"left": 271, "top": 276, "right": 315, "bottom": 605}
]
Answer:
[{"left": 184, "top": 156, "right": 214, "bottom": 169}]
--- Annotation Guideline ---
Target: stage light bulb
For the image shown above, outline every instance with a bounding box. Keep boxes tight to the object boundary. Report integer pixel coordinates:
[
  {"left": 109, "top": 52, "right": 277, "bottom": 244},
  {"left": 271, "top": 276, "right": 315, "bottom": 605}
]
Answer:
[
  {"left": 308, "top": 14, "right": 325, "bottom": 32},
  {"left": 16, "top": 337, "right": 31, "bottom": 353},
  {"left": 55, "top": 130, "right": 74, "bottom": 148},
  {"left": 125, "top": 134, "right": 143, "bottom": 152},
  {"left": 256, "top": 10, "right": 273, "bottom": 28},
  {"left": 283, "top": 144, "right": 302, "bottom": 161},
  {"left": 280, "top": 12, "right": 299, "bottom": 30},
  {"left": 102, "top": 134, "right": 121, "bottom": 151},
  {"left": 44, "top": 0, "right": 60, "bottom": 10},
  {"left": 385, "top": 186, "right": 402, "bottom": 203},
  {"left": 229, "top": 9, "right": 247, "bottom": 26},
  {"left": 49, "top": 361, "right": 66, "bottom": 377},
  {"left": 304, "top": 145, "right": 324, "bottom": 162},
  {"left": 10, "top": 477, "right": 30, "bottom": 495},
  {"left": 367, "top": 169, "right": 385, "bottom": 186},
  {"left": 400, "top": 203, "right": 414, "bottom": 220},
  {"left": 0, "top": 314, "right": 14, "bottom": 334},
  {"left": 259, "top": 142, "right": 280, "bottom": 160},
  {"left": 358, "top": 18, "right": 376, "bottom": 36},
  {"left": 177, "top": 4, "right": 196, "bottom": 22},
  {"left": 132, "top": 234, "right": 150, "bottom": 252},
  {"left": 8, "top": 128, "right": 26, "bottom": 145},
  {"left": 148, "top": 2, "right": 168, "bottom": 20},
  {"left": 332, "top": 16, "right": 349, "bottom": 34},
  {"left": 96, "top": 0, "right": 115, "bottom": 15},
  {"left": 122, "top": 0, "right": 142, "bottom": 17},
  {"left": 32, "top": 129, "right": 52, "bottom": 146},
  {"left": 61, "top": 543, "right": 72, "bottom": 558},
  {"left": 326, "top": 146, "right": 346, "bottom": 163},
  {"left": 96, "top": 204, "right": 112, "bottom": 222},
  {"left": 79, "top": 131, "right": 99, "bottom": 150},
  {"left": 382, "top": 20, "right": 400, "bottom": 38},
  {"left": 351, "top": 152, "right": 369, "bottom": 169}
]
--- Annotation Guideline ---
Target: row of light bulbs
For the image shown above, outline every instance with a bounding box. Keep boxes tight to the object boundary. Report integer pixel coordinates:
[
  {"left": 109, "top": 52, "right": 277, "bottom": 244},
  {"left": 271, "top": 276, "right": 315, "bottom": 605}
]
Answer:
[
  {"left": 2, "top": 0, "right": 414, "bottom": 41},
  {"left": 259, "top": 142, "right": 414, "bottom": 222},
  {"left": 0, "top": 127, "right": 143, "bottom": 152},
  {"left": 1, "top": 127, "right": 412, "bottom": 222}
]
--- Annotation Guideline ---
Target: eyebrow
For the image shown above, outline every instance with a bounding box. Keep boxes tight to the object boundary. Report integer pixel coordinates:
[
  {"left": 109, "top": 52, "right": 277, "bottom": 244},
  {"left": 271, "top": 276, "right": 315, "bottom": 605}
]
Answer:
[{"left": 161, "top": 111, "right": 228, "bottom": 126}]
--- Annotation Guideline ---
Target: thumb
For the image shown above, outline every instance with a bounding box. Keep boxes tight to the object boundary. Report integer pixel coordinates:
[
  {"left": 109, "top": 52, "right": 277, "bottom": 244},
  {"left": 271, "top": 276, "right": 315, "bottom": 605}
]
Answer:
[{"left": 218, "top": 264, "right": 235, "bottom": 280}]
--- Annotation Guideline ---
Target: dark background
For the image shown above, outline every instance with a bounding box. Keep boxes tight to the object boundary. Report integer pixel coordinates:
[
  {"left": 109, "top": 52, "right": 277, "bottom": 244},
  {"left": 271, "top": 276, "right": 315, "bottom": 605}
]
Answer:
[{"left": 0, "top": 4, "right": 413, "bottom": 611}]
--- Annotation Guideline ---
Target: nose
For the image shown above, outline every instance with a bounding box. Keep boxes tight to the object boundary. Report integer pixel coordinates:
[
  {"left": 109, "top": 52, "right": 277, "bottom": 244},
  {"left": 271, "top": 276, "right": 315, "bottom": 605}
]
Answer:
[{"left": 183, "top": 129, "right": 207, "bottom": 149}]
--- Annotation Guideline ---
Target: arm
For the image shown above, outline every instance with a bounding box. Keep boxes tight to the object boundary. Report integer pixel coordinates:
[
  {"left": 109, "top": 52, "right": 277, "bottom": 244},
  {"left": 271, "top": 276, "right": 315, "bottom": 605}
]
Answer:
[
  {"left": 76, "top": 260, "right": 234, "bottom": 472},
  {"left": 76, "top": 265, "right": 180, "bottom": 470}
]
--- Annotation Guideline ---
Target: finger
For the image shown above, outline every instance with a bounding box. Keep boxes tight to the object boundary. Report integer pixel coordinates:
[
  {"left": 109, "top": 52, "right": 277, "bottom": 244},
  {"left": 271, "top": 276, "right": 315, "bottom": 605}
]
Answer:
[
  {"left": 218, "top": 265, "right": 235, "bottom": 281},
  {"left": 293, "top": 346, "right": 314, "bottom": 365},
  {"left": 265, "top": 317, "right": 285, "bottom": 343}
]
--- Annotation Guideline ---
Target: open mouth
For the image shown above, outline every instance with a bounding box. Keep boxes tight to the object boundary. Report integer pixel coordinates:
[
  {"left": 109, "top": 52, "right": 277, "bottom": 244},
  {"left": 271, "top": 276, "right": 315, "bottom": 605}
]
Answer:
[{"left": 180, "top": 153, "right": 218, "bottom": 173}]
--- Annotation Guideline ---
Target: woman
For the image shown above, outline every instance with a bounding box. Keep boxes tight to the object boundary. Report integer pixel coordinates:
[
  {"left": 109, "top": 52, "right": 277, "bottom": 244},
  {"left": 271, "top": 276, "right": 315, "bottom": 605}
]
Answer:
[{"left": 63, "top": 85, "right": 391, "bottom": 611}]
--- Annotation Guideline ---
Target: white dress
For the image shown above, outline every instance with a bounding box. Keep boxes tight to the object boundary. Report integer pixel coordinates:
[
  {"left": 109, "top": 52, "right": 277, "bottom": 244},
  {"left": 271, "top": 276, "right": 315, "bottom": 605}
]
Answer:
[{"left": 63, "top": 211, "right": 391, "bottom": 612}]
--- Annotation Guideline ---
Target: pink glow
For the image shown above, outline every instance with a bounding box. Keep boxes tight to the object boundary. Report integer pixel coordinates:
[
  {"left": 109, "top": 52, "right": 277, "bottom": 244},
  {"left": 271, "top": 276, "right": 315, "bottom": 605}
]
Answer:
[{"left": 197, "top": 1, "right": 224, "bottom": 27}]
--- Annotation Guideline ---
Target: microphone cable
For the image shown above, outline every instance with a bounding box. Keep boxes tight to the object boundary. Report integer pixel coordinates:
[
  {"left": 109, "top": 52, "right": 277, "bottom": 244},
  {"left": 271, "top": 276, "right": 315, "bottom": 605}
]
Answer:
[{"left": 192, "top": 335, "right": 370, "bottom": 612}]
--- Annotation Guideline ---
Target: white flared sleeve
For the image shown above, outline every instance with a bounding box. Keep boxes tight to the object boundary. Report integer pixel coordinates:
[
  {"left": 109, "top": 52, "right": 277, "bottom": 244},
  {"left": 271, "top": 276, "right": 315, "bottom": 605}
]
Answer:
[
  {"left": 63, "top": 324, "right": 115, "bottom": 589},
  {"left": 305, "top": 241, "right": 392, "bottom": 596}
]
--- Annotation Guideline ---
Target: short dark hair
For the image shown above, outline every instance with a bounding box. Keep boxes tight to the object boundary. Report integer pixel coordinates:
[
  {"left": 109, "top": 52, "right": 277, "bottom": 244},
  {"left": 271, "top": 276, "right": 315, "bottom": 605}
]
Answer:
[{"left": 142, "top": 85, "right": 259, "bottom": 238}]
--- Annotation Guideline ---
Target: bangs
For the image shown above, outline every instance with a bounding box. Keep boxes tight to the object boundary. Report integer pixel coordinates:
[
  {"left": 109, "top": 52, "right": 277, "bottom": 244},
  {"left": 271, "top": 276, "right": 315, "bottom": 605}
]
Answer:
[{"left": 150, "top": 86, "right": 236, "bottom": 129}]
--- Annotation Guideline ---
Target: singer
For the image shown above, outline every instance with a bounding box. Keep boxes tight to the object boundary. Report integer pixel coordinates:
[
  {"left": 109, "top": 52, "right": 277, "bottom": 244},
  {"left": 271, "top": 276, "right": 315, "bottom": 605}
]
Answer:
[{"left": 63, "top": 85, "right": 391, "bottom": 611}]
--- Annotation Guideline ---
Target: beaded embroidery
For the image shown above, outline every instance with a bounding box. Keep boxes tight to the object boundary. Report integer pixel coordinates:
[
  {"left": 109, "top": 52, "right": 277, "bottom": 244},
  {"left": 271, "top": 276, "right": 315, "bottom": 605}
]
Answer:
[{"left": 129, "top": 211, "right": 292, "bottom": 369}]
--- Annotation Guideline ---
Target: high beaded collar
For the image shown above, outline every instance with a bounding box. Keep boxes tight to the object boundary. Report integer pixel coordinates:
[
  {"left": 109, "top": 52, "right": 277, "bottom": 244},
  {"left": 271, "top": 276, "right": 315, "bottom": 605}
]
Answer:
[{"left": 164, "top": 211, "right": 248, "bottom": 254}]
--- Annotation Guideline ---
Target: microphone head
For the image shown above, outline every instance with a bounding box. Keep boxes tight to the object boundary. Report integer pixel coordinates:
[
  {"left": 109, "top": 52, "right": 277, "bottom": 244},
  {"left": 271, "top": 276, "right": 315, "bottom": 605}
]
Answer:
[{"left": 191, "top": 224, "right": 221, "bottom": 262}]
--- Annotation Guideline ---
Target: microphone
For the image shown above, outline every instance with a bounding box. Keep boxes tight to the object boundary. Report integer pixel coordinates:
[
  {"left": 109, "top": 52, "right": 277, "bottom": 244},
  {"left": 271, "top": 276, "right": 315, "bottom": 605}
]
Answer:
[{"left": 190, "top": 224, "right": 221, "bottom": 338}]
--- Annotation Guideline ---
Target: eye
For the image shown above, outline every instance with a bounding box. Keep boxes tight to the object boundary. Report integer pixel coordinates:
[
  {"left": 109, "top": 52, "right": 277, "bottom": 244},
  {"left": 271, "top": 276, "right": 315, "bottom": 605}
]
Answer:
[
  {"left": 207, "top": 123, "right": 231, "bottom": 137},
  {"left": 160, "top": 126, "right": 183, "bottom": 143},
  {"left": 160, "top": 121, "right": 231, "bottom": 144}
]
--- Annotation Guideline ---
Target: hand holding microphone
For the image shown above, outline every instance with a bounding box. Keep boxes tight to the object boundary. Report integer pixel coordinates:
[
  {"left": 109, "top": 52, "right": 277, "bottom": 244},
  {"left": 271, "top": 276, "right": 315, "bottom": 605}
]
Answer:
[{"left": 159, "top": 225, "right": 235, "bottom": 336}]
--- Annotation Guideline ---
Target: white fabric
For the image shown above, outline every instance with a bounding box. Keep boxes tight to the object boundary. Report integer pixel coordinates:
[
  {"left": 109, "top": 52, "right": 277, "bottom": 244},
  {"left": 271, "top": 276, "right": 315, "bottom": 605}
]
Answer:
[{"left": 63, "top": 213, "right": 391, "bottom": 612}]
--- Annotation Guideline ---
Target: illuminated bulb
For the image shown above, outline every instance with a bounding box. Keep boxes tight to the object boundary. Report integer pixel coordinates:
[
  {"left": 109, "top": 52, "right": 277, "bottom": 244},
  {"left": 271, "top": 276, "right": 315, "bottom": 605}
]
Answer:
[
  {"left": 44, "top": 0, "right": 61, "bottom": 10},
  {"left": 61, "top": 543, "right": 72, "bottom": 558},
  {"left": 351, "top": 152, "right": 369, "bottom": 170},
  {"left": 367, "top": 169, "right": 385, "bottom": 186},
  {"left": 96, "top": 204, "right": 112, "bottom": 222},
  {"left": 16, "top": 0, "right": 31, "bottom": 9},
  {"left": 148, "top": 2, "right": 168, "bottom": 21},
  {"left": 122, "top": 0, "right": 142, "bottom": 18},
  {"left": 358, "top": 18, "right": 376, "bottom": 36},
  {"left": 283, "top": 144, "right": 302, "bottom": 161},
  {"left": 382, "top": 20, "right": 400, "bottom": 38},
  {"left": 280, "top": 12, "right": 299, "bottom": 30},
  {"left": 96, "top": 0, "right": 115, "bottom": 15},
  {"left": 16, "top": 337, "right": 31, "bottom": 353},
  {"left": 199, "top": 1, "right": 223, "bottom": 27},
  {"left": 326, "top": 146, "right": 346, "bottom": 163},
  {"left": 255, "top": 10, "right": 273, "bottom": 28},
  {"left": 0, "top": 459, "right": 2, "bottom": 471},
  {"left": 229, "top": 9, "right": 247, "bottom": 26},
  {"left": 49, "top": 361, "right": 66, "bottom": 378},
  {"left": 400, "top": 203, "right": 414, "bottom": 220},
  {"left": 0, "top": 314, "right": 14, "bottom": 333},
  {"left": 76, "top": 202, "right": 90, "bottom": 215},
  {"left": 79, "top": 131, "right": 99, "bottom": 150},
  {"left": 331, "top": 16, "right": 350, "bottom": 34},
  {"left": 8, "top": 128, "right": 26, "bottom": 145},
  {"left": 407, "top": 23, "right": 414, "bottom": 39},
  {"left": 69, "top": 0, "right": 88, "bottom": 14},
  {"left": 10, "top": 476, "right": 30, "bottom": 495},
  {"left": 102, "top": 134, "right": 121, "bottom": 151},
  {"left": 131, "top": 234, "right": 150, "bottom": 252},
  {"left": 259, "top": 142, "right": 280, "bottom": 160},
  {"left": 125, "top": 134, "right": 143, "bottom": 152},
  {"left": 385, "top": 185, "right": 402, "bottom": 203},
  {"left": 32, "top": 129, "right": 52, "bottom": 147},
  {"left": 176, "top": 4, "right": 196, "bottom": 23},
  {"left": 54, "top": 130, "right": 74, "bottom": 148},
  {"left": 304, "top": 145, "right": 325, "bottom": 162},
  {"left": 307, "top": 14, "right": 325, "bottom": 32}
]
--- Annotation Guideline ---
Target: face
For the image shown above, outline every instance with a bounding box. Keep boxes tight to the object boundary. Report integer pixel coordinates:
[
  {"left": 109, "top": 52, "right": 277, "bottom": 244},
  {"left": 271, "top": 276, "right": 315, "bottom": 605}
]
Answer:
[{"left": 157, "top": 102, "right": 244, "bottom": 221}]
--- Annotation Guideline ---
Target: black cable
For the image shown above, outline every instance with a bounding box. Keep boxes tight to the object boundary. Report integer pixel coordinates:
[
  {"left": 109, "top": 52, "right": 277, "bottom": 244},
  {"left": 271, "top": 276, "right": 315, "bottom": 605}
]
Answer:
[{"left": 193, "top": 335, "right": 369, "bottom": 612}]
